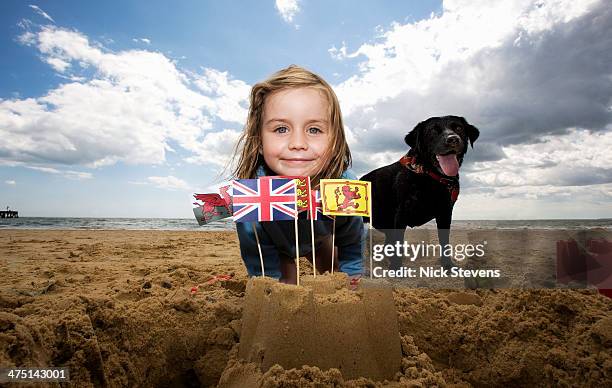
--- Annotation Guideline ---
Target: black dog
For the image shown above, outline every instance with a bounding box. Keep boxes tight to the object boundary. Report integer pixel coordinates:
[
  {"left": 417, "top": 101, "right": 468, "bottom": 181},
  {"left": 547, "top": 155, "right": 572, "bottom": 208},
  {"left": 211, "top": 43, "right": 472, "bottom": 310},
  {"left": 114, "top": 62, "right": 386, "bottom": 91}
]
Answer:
[{"left": 361, "top": 116, "right": 479, "bottom": 269}]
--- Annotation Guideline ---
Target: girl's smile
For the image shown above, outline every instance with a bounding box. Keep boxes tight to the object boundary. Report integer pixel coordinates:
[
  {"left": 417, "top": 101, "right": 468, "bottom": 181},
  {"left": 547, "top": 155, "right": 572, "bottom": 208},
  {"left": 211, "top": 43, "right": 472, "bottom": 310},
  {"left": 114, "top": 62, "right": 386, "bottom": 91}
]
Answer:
[
  {"left": 282, "top": 158, "right": 315, "bottom": 162},
  {"left": 261, "top": 87, "right": 330, "bottom": 177}
]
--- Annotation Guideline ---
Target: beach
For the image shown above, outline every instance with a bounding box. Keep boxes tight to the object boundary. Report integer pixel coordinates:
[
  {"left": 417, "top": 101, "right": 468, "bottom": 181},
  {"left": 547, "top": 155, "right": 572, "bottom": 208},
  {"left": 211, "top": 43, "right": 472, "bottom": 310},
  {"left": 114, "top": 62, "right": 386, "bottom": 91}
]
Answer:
[{"left": 1, "top": 229, "right": 610, "bottom": 387}]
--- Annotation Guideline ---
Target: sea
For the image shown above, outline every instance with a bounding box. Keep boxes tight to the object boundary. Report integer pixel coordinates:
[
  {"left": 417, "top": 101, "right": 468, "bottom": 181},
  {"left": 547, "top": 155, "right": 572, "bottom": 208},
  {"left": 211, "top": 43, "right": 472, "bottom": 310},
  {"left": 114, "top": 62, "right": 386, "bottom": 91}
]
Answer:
[{"left": 0, "top": 217, "right": 611, "bottom": 231}]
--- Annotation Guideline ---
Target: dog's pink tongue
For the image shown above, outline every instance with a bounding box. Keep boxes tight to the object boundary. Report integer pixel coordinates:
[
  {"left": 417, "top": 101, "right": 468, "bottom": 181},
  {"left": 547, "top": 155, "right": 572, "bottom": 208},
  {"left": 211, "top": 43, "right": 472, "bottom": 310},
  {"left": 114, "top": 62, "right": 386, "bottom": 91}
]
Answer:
[{"left": 436, "top": 154, "right": 459, "bottom": 176}]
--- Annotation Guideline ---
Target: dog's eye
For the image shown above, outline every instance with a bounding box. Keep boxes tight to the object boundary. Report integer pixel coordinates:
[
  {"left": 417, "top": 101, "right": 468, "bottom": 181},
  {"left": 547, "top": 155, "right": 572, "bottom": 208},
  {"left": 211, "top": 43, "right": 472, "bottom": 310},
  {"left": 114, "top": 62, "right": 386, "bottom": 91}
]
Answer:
[{"left": 454, "top": 125, "right": 463, "bottom": 132}]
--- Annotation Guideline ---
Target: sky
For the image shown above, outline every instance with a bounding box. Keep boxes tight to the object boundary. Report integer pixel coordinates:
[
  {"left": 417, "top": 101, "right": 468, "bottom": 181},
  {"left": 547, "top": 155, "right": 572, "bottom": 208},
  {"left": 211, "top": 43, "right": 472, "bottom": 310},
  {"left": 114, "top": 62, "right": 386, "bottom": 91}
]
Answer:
[{"left": 0, "top": 0, "right": 610, "bottom": 219}]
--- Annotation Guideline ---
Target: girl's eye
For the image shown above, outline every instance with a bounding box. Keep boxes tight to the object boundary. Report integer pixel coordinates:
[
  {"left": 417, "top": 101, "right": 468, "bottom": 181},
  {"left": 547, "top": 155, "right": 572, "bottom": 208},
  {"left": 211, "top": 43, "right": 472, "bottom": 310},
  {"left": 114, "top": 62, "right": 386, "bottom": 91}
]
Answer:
[
  {"left": 308, "top": 127, "right": 322, "bottom": 134},
  {"left": 274, "top": 126, "right": 289, "bottom": 134}
]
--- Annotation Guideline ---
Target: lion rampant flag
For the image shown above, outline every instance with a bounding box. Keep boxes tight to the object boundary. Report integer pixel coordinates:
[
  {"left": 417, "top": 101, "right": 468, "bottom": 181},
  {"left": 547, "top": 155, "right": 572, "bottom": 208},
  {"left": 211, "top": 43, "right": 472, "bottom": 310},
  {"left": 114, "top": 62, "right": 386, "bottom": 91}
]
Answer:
[{"left": 319, "top": 179, "right": 371, "bottom": 217}]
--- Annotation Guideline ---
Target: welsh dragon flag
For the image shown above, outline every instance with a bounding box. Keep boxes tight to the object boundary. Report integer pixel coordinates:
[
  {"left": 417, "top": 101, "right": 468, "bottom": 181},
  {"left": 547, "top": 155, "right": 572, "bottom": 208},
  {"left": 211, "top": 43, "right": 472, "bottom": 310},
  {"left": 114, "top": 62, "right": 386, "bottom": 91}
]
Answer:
[{"left": 192, "top": 193, "right": 231, "bottom": 225}]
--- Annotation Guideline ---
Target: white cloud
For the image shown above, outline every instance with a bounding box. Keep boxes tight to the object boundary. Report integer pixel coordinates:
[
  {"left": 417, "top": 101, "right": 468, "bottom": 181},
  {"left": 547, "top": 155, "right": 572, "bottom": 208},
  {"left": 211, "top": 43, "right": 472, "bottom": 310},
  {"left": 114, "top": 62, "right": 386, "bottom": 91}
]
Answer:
[
  {"left": 5, "top": 180, "right": 16, "bottom": 186},
  {"left": 146, "top": 175, "right": 190, "bottom": 191},
  {"left": 192, "top": 68, "right": 250, "bottom": 124},
  {"left": 132, "top": 38, "right": 151, "bottom": 44},
  {"left": 28, "top": 5, "right": 55, "bottom": 23},
  {"left": 184, "top": 128, "right": 242, "bottom": 168},
  {"left": 455, "top": 183, "right": 612, "bottom": 219},
  {"left": 464, "top": 129, "right": 612, "bottom": 188},
  {"left": 45, "top": 56, "right": 70, "bottom": 72},
  {"left": 328, "top": 41, "right": 355, "bottom": 61},
  {"left": 17, "top": 18, "right": 34, "bottom": 31},
  {"left": 26, "top": 166, "right": 93, "bottom": 180},
  {"left": 17, "top": 30, "right": 36, "bottom": 45},
  {"left": 275, "top": 0, "right": 300, "bottom": 25},
  {"left": 1, "top": 26, "right": 250, "bottom": 171},
  {"left": 66, "top": 171, "right": 93, "bottom": 180}
]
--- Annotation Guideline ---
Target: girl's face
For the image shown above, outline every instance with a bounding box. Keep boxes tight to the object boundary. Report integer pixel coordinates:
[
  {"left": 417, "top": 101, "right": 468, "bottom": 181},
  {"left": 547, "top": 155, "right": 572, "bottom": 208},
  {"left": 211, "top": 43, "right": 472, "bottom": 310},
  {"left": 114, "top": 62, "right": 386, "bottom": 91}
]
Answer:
[{"left": 261, "top": 87, "right": 331, "bottom": 177}]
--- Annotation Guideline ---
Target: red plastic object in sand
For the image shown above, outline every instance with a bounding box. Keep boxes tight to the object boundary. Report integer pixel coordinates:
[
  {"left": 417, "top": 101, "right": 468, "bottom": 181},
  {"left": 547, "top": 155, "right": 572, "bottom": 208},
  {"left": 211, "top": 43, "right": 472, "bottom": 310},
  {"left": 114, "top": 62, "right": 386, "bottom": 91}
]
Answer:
[
  {"left": 599, "top": 289, "right": 612, "bottom": 298},
  {"left": 584, "top": 238, "right": 612, "bottom": 295},
  {"left": 349, "top": 276, "right": 361, "bottom": 290},
  {"left": 557, "top": 238, "right": 612, "bottom": 298},
  {"left": 206, "top": 274, "right": 233, "bottom": 285},
  {"left": 556, "top": 239, "right": 586, "bottom": 284}
]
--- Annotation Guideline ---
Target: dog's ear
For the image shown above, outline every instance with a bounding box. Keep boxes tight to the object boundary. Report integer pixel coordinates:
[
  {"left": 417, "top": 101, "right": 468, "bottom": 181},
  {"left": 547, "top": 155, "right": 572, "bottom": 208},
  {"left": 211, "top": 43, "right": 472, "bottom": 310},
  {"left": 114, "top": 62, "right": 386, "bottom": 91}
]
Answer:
[
  {"left": 466, "top": 124, "right": 480, "bottom": 148},
  {"left": 404, "top": 130, "right": 417, "bottom": 148},
  {"left": 459, "top": 117, "right": 480, "bottom": 148},
  {"left": 405, "top": 121, "right": 426, "bottom": 149}
]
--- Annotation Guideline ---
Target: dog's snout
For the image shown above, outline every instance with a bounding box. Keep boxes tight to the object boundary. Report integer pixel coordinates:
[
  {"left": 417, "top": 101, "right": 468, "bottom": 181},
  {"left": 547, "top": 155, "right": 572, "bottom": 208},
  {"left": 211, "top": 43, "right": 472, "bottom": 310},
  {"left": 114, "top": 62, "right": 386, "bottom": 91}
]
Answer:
[{"left": 446, "top": 134, "right": 460, "bottom": 145}]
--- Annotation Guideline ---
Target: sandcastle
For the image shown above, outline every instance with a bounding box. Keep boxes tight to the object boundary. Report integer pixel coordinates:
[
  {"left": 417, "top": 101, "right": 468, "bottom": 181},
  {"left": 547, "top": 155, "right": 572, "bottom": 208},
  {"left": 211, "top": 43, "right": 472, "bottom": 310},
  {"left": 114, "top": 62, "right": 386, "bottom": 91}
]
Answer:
[{"left": 237, "top": 273, "right": 402, "bottom": 381}]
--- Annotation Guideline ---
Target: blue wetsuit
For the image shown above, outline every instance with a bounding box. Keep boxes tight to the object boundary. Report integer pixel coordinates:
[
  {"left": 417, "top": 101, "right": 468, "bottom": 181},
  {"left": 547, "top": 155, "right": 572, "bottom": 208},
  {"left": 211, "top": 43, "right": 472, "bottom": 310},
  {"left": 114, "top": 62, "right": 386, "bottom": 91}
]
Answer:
[{"left": 235, "top": 166, "right": 365, "bottom": 278}]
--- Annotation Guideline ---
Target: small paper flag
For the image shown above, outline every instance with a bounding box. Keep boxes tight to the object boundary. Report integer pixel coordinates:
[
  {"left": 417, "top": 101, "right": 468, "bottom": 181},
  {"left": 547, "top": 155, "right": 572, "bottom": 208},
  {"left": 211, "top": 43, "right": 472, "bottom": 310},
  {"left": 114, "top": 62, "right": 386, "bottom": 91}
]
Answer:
[
  {"left": 279, "top": 176, "right": 310, "bottom": 212},
  {"left": 193, "top": 204, "right": 231, "bottom": 225},
  {"left": 320, "top": 179, "right": 371, "bottom": 217},
  {"left": 308, "top": 189, "right": 331, "bottom": 220},
  {"left": 193, "top": 193, "right": 231, "bottom": 225},
  {"left": 231, "top": 177, "right": 297, "bottom": 222}
]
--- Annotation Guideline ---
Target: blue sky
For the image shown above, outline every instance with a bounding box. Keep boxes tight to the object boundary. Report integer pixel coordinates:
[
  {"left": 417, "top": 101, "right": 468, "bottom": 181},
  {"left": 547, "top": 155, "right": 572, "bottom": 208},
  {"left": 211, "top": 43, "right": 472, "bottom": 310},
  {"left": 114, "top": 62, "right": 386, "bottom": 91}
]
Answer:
[
  {"left": 1, "top": 1, "right": 440, "bottom": 96},
  {"left": 1, "top": 0, "right": 611, "bottom": 219}
]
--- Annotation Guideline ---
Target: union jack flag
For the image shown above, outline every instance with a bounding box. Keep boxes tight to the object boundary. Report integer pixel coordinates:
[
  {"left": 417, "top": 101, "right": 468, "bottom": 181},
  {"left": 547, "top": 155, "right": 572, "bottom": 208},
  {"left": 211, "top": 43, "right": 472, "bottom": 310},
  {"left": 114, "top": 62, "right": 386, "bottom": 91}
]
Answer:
[{"left": 231, "top": 177, "right": 298, "bottom": 222}]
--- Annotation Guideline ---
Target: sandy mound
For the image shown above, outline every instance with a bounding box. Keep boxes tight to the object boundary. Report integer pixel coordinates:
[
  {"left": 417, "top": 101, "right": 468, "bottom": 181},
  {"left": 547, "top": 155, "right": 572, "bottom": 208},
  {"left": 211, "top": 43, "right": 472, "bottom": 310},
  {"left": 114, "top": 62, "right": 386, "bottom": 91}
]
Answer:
[{"left": 232, "top": 274, "right": 401, "bottom": 384}]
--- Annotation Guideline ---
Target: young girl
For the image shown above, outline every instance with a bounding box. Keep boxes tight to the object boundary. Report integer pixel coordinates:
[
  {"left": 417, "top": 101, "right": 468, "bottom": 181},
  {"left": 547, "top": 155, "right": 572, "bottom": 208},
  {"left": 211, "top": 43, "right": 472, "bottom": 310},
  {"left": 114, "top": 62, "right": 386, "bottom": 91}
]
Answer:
[{"left": 231, "top": 65, "right": 364, "bottom": 284}]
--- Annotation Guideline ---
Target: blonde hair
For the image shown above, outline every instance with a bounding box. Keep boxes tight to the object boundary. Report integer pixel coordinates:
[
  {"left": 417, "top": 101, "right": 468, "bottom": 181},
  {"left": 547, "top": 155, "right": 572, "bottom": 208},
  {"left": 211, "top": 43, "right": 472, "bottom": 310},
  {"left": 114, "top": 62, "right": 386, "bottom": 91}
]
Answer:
[{"left": 230, "top": 65, "right": 351, "bottom": 187}]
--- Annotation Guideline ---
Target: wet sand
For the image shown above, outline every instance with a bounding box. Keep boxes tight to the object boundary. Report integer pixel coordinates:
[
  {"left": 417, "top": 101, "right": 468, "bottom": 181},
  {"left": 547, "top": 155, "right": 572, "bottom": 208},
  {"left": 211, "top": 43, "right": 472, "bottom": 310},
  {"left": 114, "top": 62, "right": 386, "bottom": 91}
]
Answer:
[{"left": 0, "top": 229, "right": 610, "bottom": 387}]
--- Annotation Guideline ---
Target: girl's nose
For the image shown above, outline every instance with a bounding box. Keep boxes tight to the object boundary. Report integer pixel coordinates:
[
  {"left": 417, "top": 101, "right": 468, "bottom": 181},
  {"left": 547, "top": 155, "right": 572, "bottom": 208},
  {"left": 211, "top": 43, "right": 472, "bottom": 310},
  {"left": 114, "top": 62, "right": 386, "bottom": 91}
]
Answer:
[{"left": 289, "top": 129, "right": 308, "bottom": 150}]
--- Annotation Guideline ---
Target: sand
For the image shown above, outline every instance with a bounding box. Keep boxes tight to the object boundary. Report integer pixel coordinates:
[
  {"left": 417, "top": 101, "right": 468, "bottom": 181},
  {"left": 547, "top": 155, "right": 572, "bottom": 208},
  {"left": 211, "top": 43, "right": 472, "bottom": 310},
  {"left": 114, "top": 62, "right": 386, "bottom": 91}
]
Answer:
[{"left": 0, "top": 229, "right": 611, "bottom": 387}]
